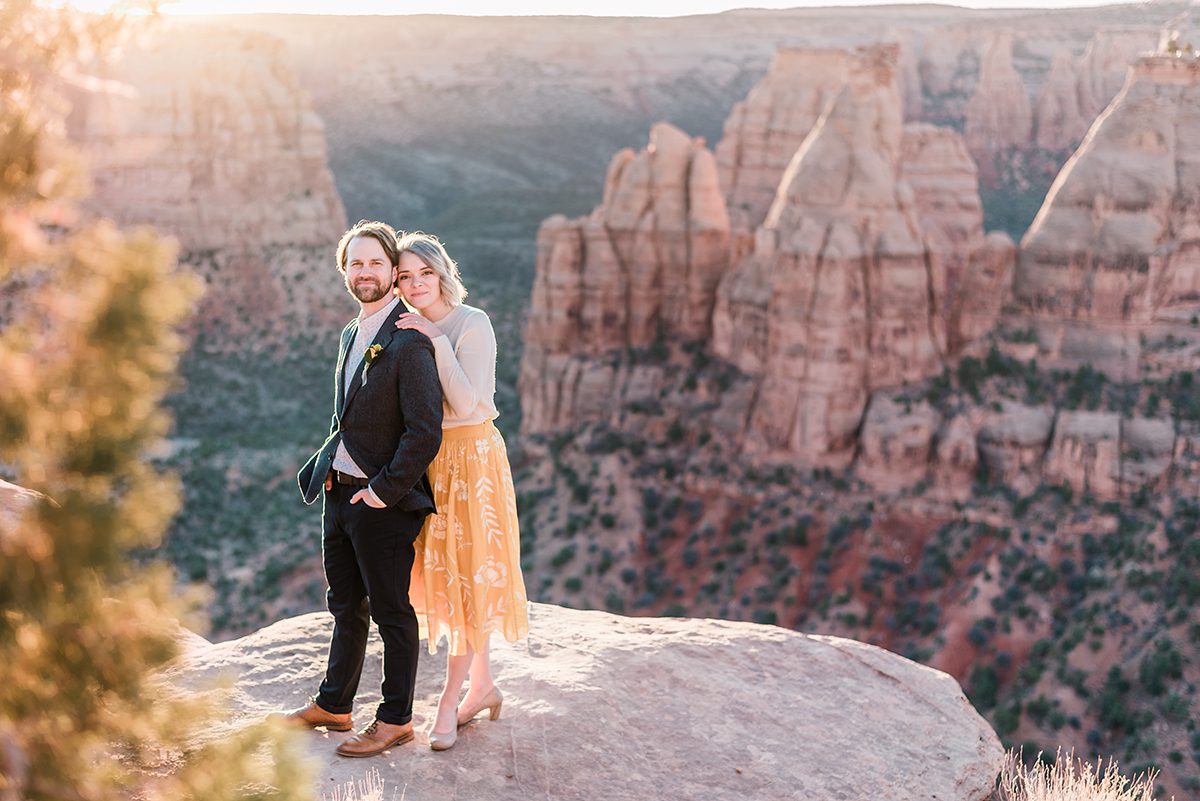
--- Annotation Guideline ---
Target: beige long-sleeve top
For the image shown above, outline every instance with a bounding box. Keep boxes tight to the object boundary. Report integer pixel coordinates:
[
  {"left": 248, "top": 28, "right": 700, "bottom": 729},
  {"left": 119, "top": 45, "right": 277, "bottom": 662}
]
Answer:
[{"left": 428, "top": 303, "right": 499, "bottom": 428}]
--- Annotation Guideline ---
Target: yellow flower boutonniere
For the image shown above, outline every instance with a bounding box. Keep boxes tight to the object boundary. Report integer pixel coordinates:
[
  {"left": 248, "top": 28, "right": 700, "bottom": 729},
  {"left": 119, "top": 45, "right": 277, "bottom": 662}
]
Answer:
[{"left": 362, "top": 343, "right": 384, "bottom": 383}]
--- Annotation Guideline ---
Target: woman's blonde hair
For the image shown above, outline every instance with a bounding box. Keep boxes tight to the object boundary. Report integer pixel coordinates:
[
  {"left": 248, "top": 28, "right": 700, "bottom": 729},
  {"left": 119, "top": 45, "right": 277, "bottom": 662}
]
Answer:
[{"left": 395, "top": 231, "right": 467, "bottom": 308}]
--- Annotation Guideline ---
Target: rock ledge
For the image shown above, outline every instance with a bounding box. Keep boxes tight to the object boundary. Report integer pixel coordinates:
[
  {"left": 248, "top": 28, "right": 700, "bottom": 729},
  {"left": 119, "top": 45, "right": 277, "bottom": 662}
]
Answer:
[{"left": 174, "top": 603, "right": 1002, "bottom": 801}]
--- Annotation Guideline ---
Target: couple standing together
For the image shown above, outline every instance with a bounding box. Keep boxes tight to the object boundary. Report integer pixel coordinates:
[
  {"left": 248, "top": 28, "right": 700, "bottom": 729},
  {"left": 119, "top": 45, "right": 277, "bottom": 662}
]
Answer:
[{"left": 282, "top": 220, "right": 529, "bottom": 757}]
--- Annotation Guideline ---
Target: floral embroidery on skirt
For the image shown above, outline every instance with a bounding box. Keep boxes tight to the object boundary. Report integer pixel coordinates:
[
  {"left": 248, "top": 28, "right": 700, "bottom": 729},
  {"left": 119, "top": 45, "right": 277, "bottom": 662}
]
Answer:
[{"left": 410, "top": 420, "right": 529, "bottom": 655}]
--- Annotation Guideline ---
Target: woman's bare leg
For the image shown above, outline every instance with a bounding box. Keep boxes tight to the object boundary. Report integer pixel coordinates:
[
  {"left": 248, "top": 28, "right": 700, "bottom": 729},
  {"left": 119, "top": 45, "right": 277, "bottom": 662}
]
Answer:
[
  {"left": 459, "top": 636, "right": 496, "bottom": 713},
  {"left": 433, "top": 647, "right": 472, "bottom": 735}
]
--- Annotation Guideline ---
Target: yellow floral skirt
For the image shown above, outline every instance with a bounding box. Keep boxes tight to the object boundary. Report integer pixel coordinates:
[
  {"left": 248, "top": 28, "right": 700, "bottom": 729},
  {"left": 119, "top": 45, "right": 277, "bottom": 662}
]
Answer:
[{"left": 410, "top": 420, "right": 529, "bottom": 655}]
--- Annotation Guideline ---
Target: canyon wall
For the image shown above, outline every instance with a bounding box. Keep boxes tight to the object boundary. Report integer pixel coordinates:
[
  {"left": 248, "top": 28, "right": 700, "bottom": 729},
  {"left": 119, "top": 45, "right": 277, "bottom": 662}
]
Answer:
[
  {"left": 1017, "top": 52, "right": 1200, "bottom": 372},
  {"left": 522, "top": 45, "right": 1015, "bottom": 466},
  {"left": 71, "top": 24, "right": 349, "bottom": 349},
  {"left": 520, "top": 123, "right": 730, "bottom": 432},
  {"left": 714, "top": 48, "right": 849, "bottom": 242}
]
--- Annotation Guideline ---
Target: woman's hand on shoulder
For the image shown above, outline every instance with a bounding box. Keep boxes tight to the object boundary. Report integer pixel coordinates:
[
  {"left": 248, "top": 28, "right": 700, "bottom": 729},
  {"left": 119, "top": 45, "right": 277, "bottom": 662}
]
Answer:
[{"left": 395, "top": 312, "right": 441, "bottom": 340}]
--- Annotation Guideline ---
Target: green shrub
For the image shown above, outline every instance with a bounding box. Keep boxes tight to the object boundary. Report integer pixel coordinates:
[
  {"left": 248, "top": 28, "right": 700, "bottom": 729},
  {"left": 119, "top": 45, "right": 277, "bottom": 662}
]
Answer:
[
  {"left": 550, "top": 544, "right": 577, "bottom": 569},
  {"left": 1139, "top": 638, "right": 1183, "bottom": 696}
]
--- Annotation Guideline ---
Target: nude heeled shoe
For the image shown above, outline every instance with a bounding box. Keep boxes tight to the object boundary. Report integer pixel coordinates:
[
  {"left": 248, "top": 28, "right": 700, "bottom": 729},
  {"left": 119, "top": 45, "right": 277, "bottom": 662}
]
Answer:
[
  {"left": 428, "top": 726, "right": 458, "bottom": 751},
  {"left": 457, "top": 687, "right": 503, "bottom": 727}
]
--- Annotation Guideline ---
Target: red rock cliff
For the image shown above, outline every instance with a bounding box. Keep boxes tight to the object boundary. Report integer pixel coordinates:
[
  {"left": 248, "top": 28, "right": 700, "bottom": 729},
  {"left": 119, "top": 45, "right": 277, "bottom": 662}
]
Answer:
[{"left": 72, "top": 25, "right": 349, "bottom": 349}]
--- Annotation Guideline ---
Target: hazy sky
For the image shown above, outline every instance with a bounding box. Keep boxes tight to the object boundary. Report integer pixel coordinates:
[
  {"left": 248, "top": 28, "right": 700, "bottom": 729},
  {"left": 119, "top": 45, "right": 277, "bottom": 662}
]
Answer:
[{"left": 54, "top": 0, "right": 1132, "bottom": 16}]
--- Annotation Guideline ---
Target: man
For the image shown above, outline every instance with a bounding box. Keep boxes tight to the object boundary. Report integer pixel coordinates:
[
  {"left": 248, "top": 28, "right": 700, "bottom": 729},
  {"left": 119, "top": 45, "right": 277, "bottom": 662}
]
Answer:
[{"left": 282, "top": 219, "right": 442, "bottom": 758}]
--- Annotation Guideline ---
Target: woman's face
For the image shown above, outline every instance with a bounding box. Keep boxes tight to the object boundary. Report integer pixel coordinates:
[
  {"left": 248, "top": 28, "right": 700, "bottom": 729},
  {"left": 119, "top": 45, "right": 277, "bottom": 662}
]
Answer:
[{"left": 397, "top": 251, "right": 443, "bottom": 312}]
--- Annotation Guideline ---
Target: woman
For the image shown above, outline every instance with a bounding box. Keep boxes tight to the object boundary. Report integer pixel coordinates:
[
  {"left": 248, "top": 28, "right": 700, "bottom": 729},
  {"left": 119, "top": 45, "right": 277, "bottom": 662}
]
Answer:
[{"left": 392, "top": 231, "right": 529, "bottom": 751}]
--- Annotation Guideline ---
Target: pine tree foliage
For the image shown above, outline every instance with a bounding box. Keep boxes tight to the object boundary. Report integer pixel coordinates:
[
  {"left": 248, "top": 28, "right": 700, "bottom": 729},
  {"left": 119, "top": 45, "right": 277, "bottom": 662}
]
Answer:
[{"left": 0, "top": 3, "right": 314, "bottom": 799}]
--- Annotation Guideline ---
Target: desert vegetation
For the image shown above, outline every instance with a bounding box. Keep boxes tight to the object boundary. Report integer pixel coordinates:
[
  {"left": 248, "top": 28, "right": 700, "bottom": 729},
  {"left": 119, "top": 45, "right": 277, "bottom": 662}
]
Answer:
[{"left": 0, "top": 3, "right": 312, "bottom": 798}]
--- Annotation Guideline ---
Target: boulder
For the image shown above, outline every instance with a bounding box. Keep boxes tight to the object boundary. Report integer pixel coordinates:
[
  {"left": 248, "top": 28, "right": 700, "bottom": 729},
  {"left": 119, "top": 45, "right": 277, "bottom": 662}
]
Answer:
[
  {"left": 169, "top": 603, "right": 1004, "bottom": 801},
  {"left": 856, "top": 394, "right": 939, "bottom": 492},
  {"left": 976, "top": 402, "right": 1055, "bottom": 491},
  {"left": 1043, "top": 411, "right": 1122, "bottom": 499}
]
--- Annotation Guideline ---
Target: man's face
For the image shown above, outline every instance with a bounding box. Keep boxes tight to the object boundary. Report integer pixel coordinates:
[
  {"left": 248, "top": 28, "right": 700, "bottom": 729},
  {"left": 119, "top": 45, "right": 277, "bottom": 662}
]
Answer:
[{"left": 344, "top": 236, "right": 396, "bottom": 304}]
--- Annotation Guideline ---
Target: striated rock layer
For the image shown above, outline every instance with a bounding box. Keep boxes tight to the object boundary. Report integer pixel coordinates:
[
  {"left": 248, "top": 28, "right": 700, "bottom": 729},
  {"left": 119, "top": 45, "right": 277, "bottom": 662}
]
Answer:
[
  {"left": 714, "top": 48, "right": 848, "bottom": 239},
  {"left": 1034, "top": 29, "right": 1159, "bottom": 153},
  {"left": 1076, "top": 28, "right": 1161, "bottom": 126},
  {"left": 169, "top": 603, "right": 1004, "bottom": 801},
  {"left": 711, "top": 45, "right": 1013, "bottom": 462},
  {"left": 522, "top": 44, "right": 1016, "bottom": 463},
  {"left": 1017, "top": 53, "right": 1200, "bottom": 369},
  {"left": 900, "top": 124, "right": 1015, "bottom": 350},
  {"left": 71, "top": 24, "right": 349, "bottom": 349},
  {"left": 520, "top": 123, "right": 730, "bottom": 432}
]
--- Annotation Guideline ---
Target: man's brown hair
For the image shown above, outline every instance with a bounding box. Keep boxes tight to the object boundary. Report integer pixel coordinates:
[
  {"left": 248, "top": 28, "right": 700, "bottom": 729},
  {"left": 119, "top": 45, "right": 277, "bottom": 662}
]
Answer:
[{"left": 335, "top": 219, "right": 401, "bottom": 273}]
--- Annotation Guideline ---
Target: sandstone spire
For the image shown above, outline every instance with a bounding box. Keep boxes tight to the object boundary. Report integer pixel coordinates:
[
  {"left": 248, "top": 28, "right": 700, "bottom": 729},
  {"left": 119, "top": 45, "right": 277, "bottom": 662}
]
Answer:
[
  {"left": 521, "top": 122, "right": 731, "bottom": 433},
  {"left": 710, "top": 44, "right": 1014, "bottom": 462},
  {"left": 712, "top": 46, "right": 946, "bottom": 461},
  {"left": 714, "top": 48, "right": 849, "bottom": 238},
  {"left": 900, "top": 124, "right": 1015, "bottom": 350},
  {"left": 1034, "top": 49, "right": 1086, "bottom": 152},
  {"left": 964, "top": 31, "right": 1032, "bottom": 175},
  {"left": 1017, "top": 53, "right": 1200, "bottom": 329}
]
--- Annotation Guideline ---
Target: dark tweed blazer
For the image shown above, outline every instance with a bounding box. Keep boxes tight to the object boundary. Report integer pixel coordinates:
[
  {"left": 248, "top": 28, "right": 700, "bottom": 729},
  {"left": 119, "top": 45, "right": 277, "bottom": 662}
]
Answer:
[{"left": 298, "top": 302, "right": 442, "bottom": 511}]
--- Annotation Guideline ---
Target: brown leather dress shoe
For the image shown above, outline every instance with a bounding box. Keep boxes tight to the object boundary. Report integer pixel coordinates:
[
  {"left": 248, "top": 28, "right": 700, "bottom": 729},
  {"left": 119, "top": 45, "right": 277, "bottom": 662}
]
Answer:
[
  {"left": 270, "top": 698, "right": 352, "bottom": 732},
  {"left": 335, "top": 720, "right": 415, "bottom": 758}
]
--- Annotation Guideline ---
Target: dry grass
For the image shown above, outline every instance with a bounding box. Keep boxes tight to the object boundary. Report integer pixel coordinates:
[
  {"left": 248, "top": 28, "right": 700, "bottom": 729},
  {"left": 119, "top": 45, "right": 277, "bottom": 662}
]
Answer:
[
  {"left": 995, "top": 748, "right": 1168, "bottom": 801},
  {"left": 322, "top": 767, "right": 395, "bottom": 801}
]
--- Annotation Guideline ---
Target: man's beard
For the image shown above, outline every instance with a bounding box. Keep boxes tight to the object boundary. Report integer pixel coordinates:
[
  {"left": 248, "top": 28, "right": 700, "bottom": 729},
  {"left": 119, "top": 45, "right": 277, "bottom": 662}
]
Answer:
[{"left": 350, "top": 279, "right": 390, "bottom": 303}]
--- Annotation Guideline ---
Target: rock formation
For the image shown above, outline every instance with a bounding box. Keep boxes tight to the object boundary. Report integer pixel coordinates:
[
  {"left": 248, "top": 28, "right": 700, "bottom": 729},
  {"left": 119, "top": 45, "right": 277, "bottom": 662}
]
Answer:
[
  {"left": 974, "top": 401, "right": 1055, "bottom": 494},
  {"left": 520, "top": 123, "right": 730, "bottom": 432},
  {"left": 71, "top": 24, "right": 349, "bottom": 349},
  {"left": 1016, "top": 52, "right": 1200, "bottom": 370},
  {"left": 710, "top": 46, "right": 1013, "bottom": 463},
  {"left": 916, "top": 25, "right": 982, "bottom": 116},
  {"left": 856, "top": 396, "right": 940, "bottom": 491},
  {"left": 714, "top": 48, "right": 848, "bottom": 238},
  {"left": 1034, "top": 30, "right": 1158, "bottom": 153},
  {"left": 1040, "top": 411, "right": 1176, "bottom": 500},
  {"left": 713, "top": 45, "right": 938, "bottom": 461},
  {"left": 963, "top": 32, "right": 1031, "bottom": 176},
  {"left": 169, "top": 603, "right": 1004, "bottom": 801},
  {"left": 1033, "top": 49, "right": 1086, "bottom": 152},
  {"left": 1076, "top": 28, "right": 1160, "bottom": 125},
  {"left": 899, "top": 124, "right": 1015, "bottom": 349},
  {"left": 1043, "top": 410, "right": 1121, "bottom": 498}
]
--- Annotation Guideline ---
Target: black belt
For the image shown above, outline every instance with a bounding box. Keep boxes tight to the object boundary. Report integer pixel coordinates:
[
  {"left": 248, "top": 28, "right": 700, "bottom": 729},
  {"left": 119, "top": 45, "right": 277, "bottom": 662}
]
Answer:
[{"left": 330, "top": 470, "right": 371, "bottom": 487}]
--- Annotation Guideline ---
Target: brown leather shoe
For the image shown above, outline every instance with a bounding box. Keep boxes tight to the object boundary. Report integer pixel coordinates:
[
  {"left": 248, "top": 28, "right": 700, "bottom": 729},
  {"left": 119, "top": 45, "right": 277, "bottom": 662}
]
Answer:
[
  {"left": 335, "top": 720, "right": 415, "bottom": 758},
  {"left": 270, "top": 698, "right": 352, "bottom": 732}
]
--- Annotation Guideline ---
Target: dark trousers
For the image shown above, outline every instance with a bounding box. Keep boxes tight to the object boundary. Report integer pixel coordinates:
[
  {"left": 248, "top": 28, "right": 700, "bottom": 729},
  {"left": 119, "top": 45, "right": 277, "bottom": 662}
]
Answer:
[{"left": 315, "top": 481, "right": 427, "bottom": 725}]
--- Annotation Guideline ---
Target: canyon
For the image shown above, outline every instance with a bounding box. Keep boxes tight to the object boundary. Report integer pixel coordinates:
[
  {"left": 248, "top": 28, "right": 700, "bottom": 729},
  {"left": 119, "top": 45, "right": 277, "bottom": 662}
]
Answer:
[
  {"left": 32, "top": 3, "right": 1200, "bottom": 798},
  {"left": 510, "top": 12, "right": 1200, "bottom": 800}
]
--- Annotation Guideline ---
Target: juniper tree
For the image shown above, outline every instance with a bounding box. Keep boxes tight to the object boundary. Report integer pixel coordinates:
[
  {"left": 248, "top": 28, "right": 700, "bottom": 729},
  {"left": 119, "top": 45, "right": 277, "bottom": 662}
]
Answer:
[{"left": 0, "top": 3, "right": 313, "bottom": 799}]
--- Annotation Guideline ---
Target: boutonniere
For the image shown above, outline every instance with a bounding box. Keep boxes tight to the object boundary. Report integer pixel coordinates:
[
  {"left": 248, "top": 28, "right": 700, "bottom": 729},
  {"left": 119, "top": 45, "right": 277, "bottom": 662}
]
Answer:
[{"left": 362, "top": 343, "right": 384, "bottom": 383}]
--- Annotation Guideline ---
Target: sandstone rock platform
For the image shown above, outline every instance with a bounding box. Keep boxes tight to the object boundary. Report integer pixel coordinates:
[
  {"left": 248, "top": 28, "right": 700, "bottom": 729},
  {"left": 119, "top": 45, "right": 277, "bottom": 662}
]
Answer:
[{"left": 173, "top": 603, "right": 1002, "bottom": 801}]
